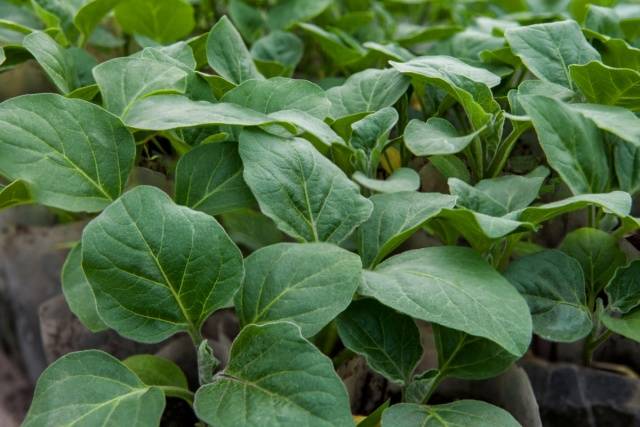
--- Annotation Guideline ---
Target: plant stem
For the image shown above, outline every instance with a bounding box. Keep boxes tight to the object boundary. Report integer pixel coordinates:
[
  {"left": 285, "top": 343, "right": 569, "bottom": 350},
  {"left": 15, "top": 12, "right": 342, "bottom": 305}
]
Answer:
[
  {"left": 487, "top": 124, "right": 530, "bottom": 177},
  {"left": 582, "top": 330, "right": 613, "bottom": 366}
]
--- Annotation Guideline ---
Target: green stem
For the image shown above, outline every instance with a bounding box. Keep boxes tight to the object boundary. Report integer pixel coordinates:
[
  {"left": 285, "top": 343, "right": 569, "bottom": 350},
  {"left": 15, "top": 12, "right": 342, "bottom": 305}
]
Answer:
[
  {"left": 158, "top": 386, "right": 195, "bottom": 405},
  {"left": 487, "top": 124, "right": 530, "bottom": 178},
  {"left": 582, "top": 330, "right": 612, "bottom": 366}
]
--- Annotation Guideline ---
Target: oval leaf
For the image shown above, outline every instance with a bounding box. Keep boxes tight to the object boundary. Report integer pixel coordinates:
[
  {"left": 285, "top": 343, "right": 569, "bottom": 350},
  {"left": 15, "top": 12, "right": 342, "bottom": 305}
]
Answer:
[
  {"left": 381, "top": 401, "right": 520, "bottom": 427},
  {"left": 23, "top": 350, "right": 164, "bottom": 427},
  {"left": 360, "top": 246, "right": 532, "bottom": 356},
  {"left": 0, "top": 94, "right": 135, "bottom": 212},
  {"left": 236, "top": 242, "right": 362, "bottom": 337},
  {"left": 81, "top": 185, "right": 244, "bottom": 343},
  {"left": 194, "top": 322, "right": 353, "bottom": 427}
]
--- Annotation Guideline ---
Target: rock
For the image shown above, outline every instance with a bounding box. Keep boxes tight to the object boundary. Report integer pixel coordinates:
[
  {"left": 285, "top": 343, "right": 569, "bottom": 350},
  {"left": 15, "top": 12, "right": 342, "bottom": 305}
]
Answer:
[
  {"left": 337, "top": 356, "right": 399, "bottom": 416},
  {"left": 594, "top": 334, "right": 640, "bottom": 375},
  {"left": 0, "top": 350, "right": 31, "bottom": 426},
  {"left": 38, "top": 294, "right": 162, "bottom": 364},
  {"left": 0, "top": 222, "right": 84, "bottom": 382},
  {"left": 523, "top": 358, "right": 640, "bottom": 427}
]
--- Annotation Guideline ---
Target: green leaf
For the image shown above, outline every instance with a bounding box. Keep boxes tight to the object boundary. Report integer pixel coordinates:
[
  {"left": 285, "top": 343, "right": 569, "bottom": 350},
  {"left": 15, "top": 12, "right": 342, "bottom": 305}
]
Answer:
[
  {"left": 391, "top": 55, "right": 501, "bottom": 88},
  {"left": 357, "top": 191, "right": 456, "bottom": 268},
  {"left": 62, "top": 243, "right": 108, "bottom": 333},
  {"left": 251, "top": 30, "right": 303, "bottom": 76},
  {"left": 236, "top": 242, "right": 361, "bottom": 336},
  {"left": 207, "top": 16, "right": 263, "bottom": 85},
  {"left": 390, "top": 56, "right": 500, "bottom": 130},
  {"left": 433, "top": 325, "right": 517, "bottom": 380},
  {"left": 514, "top": 191, "right": 632, "bottom": 223},
  {"left": 614, "top": 139, "right": 640, "bottom": 195},
  {"left": 360, "top": 246, "right": 532, "bottom": 356},
  {"left": 352, "top": 168, "right": 420, "bottom": 194},
  {"left": 570, "top": 61, "right": 640, "bottom": 112},
  {"left": 267, "top": 0, "right": 332, "bottom": 30},
  {"left": 222, "top": 77, "right": 330, "bottom": 119},
  {"left": 239, "top": 129, "right": 373, "bottom": 244},
  {"left": 0, "top": 94, "right": 135, "bottom": 212},
  {"left": 404, "top": 117, "right": 483, "bottom": 157},
  {"left": 505, "top": 250, "right": 592, "bottom": 342},
  {"left": 336, "top": 298, "right": 422, "bottom": 385},
  {"left": 74, "top": 0, "right": 121, "bottom": 45},
  {"left": 268, "top": 109, "right": 344, "bottom": 151},
  {"left": 23, "top": 350, "right": 164, "bottom": 427},
  {"left": 123, "top": 354, "right": 188, "bottom": 389},
  {"left": 606, "top": 260, "right": 640, "bottom": 314},
  {"left": 297, "top": 23, "right": 367, "bottom": 67},
  {"left": 23, "top": 31, "right": 91, "bottom": 95},
  {"left": 519, "top": 95, "right": 609, "bottom": 195},
  {"left": 584, "top": 5, "right": 624, "bottom": 39},
  {"left": 81, "top": 186, "right": 244, "bottom": 343},
  {"left": 0, "top": 179, "right": 31, "bottom": 211},
  {"left": 221, "top": 208, "right": 284, "bottom": 250},
  {"left": 122, "top": 94, "right": 292, "bottom": 131},
  {"left": 115, "top": 0, "right": 195, "bottom": 44},
  {"left": 599, "top": 38, "right": 640, "bottom": 70},
  {"left": 357, "top": 401, "right": 390, "bottom": 427},
  {"left": 93, "top": 56, "right": 188, "bottom": 117},
  {"left": 570, "top": 103, "right": 640, "bottom": 147},
  {"left": 381, "top": 401, "right": 520, "bottom": 427},
  {"left": 404, "top": 370, "right": 440, "bottom": 405},
  {"left": 505, "top": 20, "right": 601, "bottom": 88},
  {"left": 602, "top": 309, "right": 640, "bottom": 343},
  {"left": 194, "top": 322, "right": 353, "bottom": 427},
  {"left": 174, "top": 142, "right": 254, "bottom": 217},
  {"left": 327, "top": 68, "right": 410, "bottom": 119},
  {"left": 560, "top": 227, "right": 626, "bottom": 296},
  {"left": 449, "top": 166, "right": 549, "bottom": 216}
]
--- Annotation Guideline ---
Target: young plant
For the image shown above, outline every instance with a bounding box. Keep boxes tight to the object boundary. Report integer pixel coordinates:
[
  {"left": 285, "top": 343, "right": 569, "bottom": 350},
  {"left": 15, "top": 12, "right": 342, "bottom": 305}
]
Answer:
[{"left": 0, "top": 0, "right": 639, "bottom": 426}]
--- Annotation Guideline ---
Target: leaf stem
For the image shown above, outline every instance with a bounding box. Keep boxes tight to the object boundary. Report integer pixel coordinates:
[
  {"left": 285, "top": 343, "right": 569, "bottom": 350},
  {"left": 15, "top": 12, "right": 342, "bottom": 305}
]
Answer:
[{"left": 487, "top": 123, "right": 530, "bottom": 178}]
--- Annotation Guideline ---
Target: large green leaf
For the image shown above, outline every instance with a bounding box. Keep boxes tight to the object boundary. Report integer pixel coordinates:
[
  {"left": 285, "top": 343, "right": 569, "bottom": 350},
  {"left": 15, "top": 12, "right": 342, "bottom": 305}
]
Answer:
[
  {"left": 505, "top": 250, "right": 592, "bottom": 342},
  {"left": 432, "top": 325, "right": 516, "bottom": 380},
  {"left": 115, "top": 0, "right": 195, "bottom": 43},
  {"left": 81, "top": 186, "right": 244, "bottom": 343},
  {"left": 0, "top": 94, "right": 135, "bottom": 212},
  {"left": 62, "top": 244, "right": 108, "bottom": 333},
  {"left": 570, "top": 61, "right": 640, "bottom": 112},
  {"left": 23, "top": 350, "right": 164, "bottom": 427},
  {"left": 221, "top": 208, "right": 284, "bottom": 250},
  {"left": 236, "top": 242, "right": 361, "bottom": 336},
  {"left": 194, "top": 322, "right": 353, "bottom": 427},
  {"left": 239, "top": 129, "right": 372, "bottom": 244},
  {"left": 93, "top": 56, "right": 188, "bottom": 117},
  {"left": 505, "top": 20, "right": 601, "bottom": 88},
  {"left": 122, "top": 94, "right": 292, "bottom": 131},
  {"left": 174, "top": 142, "right": 254, "bottom": 217},
  {"left": 390, "top": 56, "right": 500, "bottom": 130},
  {"left": 327, "top": 68, "right": 410, "bottom": 119},
  {"left": 360, "top": 246, "right": 532, "bottom": 356},
  {"left": 571, "top": 103, "right": 640, "bottom": 147},
  {"left": 357, "top": 191, "right": 456, "bottom": 268},
  {"left": 0, "top": 179, "right": 31, "bottom": 211},
  {"left": 560, "top": 227, "right": 626, "bottom": 296},
  {"left": 404, "top": 117, "right": 484, "bottom": 156},
  {"left": 297, "top": 23, "right": 367, "bottom": 67},
  {"left": 519, "top": 95, "right": 609, "bottom": 195},
  {"left": 449, "top": 167, "right": 548, "bottom": 216},
  {"left": 207, "top": 16, "right": 263, "bottom": 85},
  {"left": 336, "top": 298, "right": 422, "bottom": 385},
  {"left": 221, "top": 77, "right": 330, "bottom": 119},
  {"left": 606, "top": 261, "right": 640, "bottom": 314},
  {"left": 381, "top": 401, "right": 520, "bottom": 427},
  {"left": 514, "top": 191, "right": 632, "bottom": 223}
]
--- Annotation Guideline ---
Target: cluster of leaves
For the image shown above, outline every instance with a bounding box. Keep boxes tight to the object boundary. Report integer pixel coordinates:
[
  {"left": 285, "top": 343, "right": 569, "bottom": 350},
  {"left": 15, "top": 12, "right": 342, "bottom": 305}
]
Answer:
[{"left": 1, "top": 0, "right": 640, "bottom": 425}]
